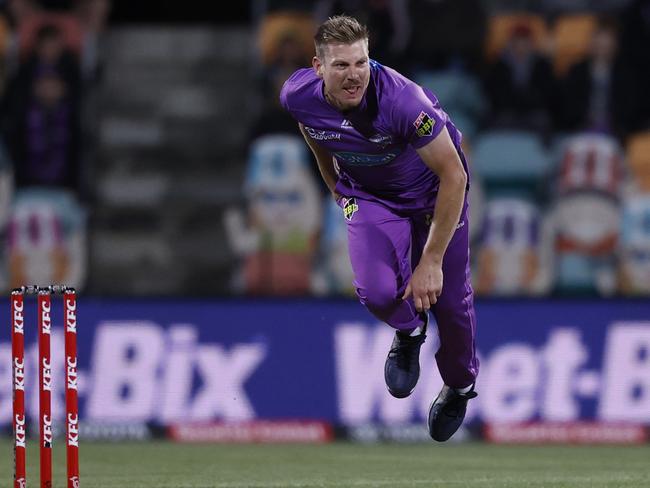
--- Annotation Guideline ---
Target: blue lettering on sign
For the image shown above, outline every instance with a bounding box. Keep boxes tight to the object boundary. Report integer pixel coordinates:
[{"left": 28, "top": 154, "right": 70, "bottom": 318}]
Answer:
[{"left": 334, "top": 151, "right": 400, "bottom": 166}]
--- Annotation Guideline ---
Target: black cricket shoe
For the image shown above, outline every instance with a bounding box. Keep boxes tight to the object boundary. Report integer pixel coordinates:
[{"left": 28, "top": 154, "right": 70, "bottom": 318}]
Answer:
[
  {"left": 427, "top": 384, "right": 477, "bottom": 442},
  {"left": 384, "top": 314, "right": 428, "bottom": 398}
]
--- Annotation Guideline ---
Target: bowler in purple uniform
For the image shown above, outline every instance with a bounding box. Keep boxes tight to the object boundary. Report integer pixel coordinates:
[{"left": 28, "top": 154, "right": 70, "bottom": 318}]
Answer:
[{"left": 280, "top": 15, "right": 478, "bottom": 442}]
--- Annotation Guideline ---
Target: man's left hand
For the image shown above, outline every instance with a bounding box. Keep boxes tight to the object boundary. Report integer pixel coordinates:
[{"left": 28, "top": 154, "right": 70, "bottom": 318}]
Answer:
[{"left": 402, "top": 260, "right": 443, "bottom": 312}]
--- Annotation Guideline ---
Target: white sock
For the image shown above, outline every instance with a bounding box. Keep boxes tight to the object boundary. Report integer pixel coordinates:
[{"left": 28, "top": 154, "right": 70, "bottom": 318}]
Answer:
[
  {"left": 408, "top": 313, "right": 428, "bottom": 337},
  {"left": 409, "top": 326, "right": 423, "bottom": 337},
  {"left": 456, "top": 384, "right": 473, "bottom": 394}
]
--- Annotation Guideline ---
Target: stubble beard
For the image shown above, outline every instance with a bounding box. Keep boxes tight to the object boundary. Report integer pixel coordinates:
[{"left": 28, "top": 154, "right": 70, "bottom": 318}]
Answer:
[{"left": 324, "top": 89, "right": 357, "bottom": 112}]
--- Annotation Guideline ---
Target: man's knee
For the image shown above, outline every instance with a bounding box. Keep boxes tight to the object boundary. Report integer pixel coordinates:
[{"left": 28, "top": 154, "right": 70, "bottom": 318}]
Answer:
[{"left": 357, "top": 281, "right": 400, "bottom": 315}]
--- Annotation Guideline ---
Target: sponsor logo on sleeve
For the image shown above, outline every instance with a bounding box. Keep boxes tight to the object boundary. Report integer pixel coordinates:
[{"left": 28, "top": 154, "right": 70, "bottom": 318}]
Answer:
[{"left": 413, "top": 111, "right": 435, "bottom": 137}]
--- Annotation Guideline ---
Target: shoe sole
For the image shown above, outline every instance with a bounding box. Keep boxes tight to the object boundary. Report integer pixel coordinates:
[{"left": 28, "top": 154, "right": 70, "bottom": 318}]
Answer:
[
  {"left": 386, "top": 385, "right": 415, "bottom": 399},
  {"left": 427, "top": 389, "right": 476, "bottom": 442}
]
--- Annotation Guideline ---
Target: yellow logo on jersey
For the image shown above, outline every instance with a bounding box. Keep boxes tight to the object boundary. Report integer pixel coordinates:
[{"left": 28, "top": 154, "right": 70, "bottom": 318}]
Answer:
[
  {"left": 414, "top": 111, "right": 435, "bottom": 137},
  {"left": 343, "top": 198, "right": 359, "bottom": 221}
]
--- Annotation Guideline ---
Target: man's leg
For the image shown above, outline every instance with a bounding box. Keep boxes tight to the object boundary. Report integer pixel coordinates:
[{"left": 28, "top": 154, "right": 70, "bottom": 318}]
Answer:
[
  {"left": 411, "top": 198, "right": 479, "bottom": 441},
  {"left": 345, "top": 198, "right": 423, "bottom": 331},
  {"left": 344, "top": 197, "right": 427, "bottom": 398},
  {"left": 411, "top": 199, "right": 479, "bottom": 388}
]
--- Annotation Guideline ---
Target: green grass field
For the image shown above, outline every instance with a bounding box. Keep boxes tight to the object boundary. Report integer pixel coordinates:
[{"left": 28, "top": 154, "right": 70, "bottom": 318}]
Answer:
[{"left": 2, "top": 440, "right": 649, "bottom": 487}]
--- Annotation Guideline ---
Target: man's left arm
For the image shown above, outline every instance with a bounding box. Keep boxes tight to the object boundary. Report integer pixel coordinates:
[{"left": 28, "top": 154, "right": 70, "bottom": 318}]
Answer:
[{"left": 403, "top": 126, "right": 467, "bottom": 312}]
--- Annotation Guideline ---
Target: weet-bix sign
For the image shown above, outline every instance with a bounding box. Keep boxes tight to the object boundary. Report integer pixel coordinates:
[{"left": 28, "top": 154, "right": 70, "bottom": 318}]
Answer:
[{"left": 0, "top": 298, "right": 648, "bottom": 428}]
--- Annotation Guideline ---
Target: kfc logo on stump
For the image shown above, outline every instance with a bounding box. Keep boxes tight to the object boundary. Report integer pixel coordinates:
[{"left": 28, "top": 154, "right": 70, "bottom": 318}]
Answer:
[
  {"left": 15, "top": 414, "right": 26, "bottom": 448},
  {"left": 43, "top": 415, "right": 53, "bottom": 447},
  {"left": 67, "top": 413, "right": 79, "bottom": 447},
  {"left": 41, "top": 300, "right": 51, "bottom": 335},
  {"left": 67, "top": 356, "right": 78, "bottom": 391},
  {"left": 42, "top": 357, "right": 52, "bottom": 392},
  {"left": 66, "top": 298, "right": 77, "bottom": 332},
  {"left": 14, "top": 358, "right": 25, "bottom": 391},
  {"left": 13, "top": 299, "right": 24, "bottom": 334}
]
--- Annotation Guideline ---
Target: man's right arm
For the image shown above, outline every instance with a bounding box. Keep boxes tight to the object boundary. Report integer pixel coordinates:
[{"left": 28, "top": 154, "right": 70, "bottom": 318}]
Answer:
[{"left": 298, "top": 123, "right": 342, "bottom": 202}]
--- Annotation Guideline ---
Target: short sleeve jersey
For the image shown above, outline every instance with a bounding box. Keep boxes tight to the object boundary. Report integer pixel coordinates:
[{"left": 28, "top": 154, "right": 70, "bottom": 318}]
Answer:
[{"left": 280, "top": 60, "right": 468, "bottom": 212}]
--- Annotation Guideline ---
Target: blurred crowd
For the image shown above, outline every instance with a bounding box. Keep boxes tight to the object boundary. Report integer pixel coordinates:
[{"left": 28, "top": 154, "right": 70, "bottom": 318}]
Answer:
[
  {"left": 230, "top": 0, "right": 650, "bottom": 298},
  {"left": 0, "top": 0, "right": 648, "bottom": 298},
  {"left": 0, "top": 0, "right": 110, "bottom": 291}
]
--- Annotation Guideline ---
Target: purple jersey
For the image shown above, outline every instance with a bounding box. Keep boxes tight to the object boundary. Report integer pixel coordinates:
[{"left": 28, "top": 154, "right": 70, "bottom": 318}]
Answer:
[{"left": 280, "top": 60, "right": 468, "bottom": 212}]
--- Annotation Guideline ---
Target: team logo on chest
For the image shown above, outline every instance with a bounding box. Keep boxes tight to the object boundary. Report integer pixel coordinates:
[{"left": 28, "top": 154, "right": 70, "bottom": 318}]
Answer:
[{"left": 369, "top": 133, "right": 392, "bottom": 148}]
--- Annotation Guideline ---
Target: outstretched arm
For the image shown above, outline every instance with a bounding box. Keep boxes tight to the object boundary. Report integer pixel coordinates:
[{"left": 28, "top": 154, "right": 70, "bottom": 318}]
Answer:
[
  {"left": 298, "top": 123, "right": 341, "bottom": 201},
  {"left": 404, "top": 126, "right": 467, "bottom": 312}
]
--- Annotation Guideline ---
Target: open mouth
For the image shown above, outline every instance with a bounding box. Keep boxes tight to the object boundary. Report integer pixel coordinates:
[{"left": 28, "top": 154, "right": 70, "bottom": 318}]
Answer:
[{"left": 343, "top": 86, "right": 360, "bottom": 96}]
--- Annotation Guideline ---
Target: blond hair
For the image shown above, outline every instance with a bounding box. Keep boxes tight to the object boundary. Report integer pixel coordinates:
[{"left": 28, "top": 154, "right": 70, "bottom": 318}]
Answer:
[{"left": 314, "top": 15, "right": 369, "bottom": 59}]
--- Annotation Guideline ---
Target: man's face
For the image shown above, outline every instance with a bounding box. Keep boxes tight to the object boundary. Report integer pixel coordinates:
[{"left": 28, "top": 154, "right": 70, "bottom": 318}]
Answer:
[{"left": 313, "top": 40, "right": 370, "bottom": 112}]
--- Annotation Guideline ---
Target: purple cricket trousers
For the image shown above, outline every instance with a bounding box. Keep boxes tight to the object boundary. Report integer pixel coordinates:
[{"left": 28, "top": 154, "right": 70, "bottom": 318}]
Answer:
[{"left": 344, "top": 195, "right": 479, "bottom": 389}]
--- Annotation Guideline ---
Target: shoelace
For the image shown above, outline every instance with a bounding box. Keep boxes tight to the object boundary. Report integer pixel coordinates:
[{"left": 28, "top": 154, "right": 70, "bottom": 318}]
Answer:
[
  {"left": 445, "top": 390, "right": 478, "bottom": 418},
  {"left": 388, "top": 334, "right": 425, "bottom": 370}
]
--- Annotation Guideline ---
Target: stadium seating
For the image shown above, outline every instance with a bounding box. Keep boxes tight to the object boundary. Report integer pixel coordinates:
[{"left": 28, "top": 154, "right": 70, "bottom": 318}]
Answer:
[
  {"left": 0, "top": 139, "right": 12, "bottom": 229},
  {"left": 626, "top": 131, "right": 650, "bottom": 192},
  {"left": 554, "top": 132, "right": 625, "bottom": 197},
  {"left": 18, "top": 12, "right": 83, "bottom": 59},
  {"left": 414, "top": 69, "right": 486, "bottom": 141},
  {"left": 466, "top": 159, "right": 486, "bottom": 244},
  {"left": 470, "top": 129, "right": 553, "bottom": 198},
  {"left": 0, "top": 141, "right": 12, "bottom": 293},
  {"left": 256, "top": 11, "right": 316, "bottom": 66},
  {"left": 0, "top": 14, "right": 10, "bottom": 57},
  {"left": 229, "top": 133, "right": 322, "bottom": 295},
  {"left": 473, "top": 196, "right": 552, "bottom": 296},
  {"left": 484, "top": 12, "right": 549, "bottom": 62},
  {"left": 550, "top": 13, "right": 597, "bottom": 75},
  {"left": 619, "top": 194, "right": 650, "bottom": 294},
  {"left": 312, "top": 197, "right": 355, "bottom": 297},
  {"left": 551, "top": 133, "right": 623, "bottom": 295},
  {"left": 552, "top": 191, "right": 620, "bottom": 295},
  {"left": 92, "top": 27, "right": 252, "bottom": 295},
  {"left": 70, "top": 14, "right": 650, "bottom": 299},
  {"left": 6, "top": 188, "right": 87, "bottom": 291}
]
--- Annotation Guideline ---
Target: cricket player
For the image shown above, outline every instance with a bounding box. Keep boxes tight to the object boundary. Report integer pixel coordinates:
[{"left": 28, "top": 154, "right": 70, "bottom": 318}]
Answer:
[{"left": 280, "top": 15, "right": 478, "bottom": 441}]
